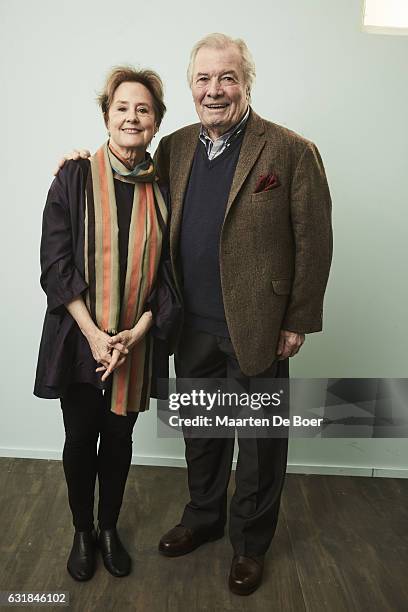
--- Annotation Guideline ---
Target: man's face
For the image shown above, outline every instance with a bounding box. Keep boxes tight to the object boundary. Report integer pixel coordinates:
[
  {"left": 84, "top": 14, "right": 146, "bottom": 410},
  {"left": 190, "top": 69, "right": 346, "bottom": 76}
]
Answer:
[{"left": 191, "top": 45, "right": 248, "bottom": 139}]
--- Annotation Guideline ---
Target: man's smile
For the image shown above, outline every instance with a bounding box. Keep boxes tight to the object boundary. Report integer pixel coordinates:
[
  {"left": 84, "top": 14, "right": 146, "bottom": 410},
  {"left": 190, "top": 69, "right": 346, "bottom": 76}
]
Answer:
[{"left": 204, "top": 103, "right": 229, "bottom": 109}]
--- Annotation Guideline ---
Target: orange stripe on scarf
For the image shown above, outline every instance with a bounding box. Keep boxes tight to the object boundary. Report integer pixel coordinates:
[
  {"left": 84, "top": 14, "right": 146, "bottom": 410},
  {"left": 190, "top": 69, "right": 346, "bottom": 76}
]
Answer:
[{"left": 113, "top": 356, "right": 131, "bottom": 415}]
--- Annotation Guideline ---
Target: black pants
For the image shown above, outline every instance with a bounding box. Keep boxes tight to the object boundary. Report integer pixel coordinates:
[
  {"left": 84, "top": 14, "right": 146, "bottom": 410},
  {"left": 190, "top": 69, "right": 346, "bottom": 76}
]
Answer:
[
  {"left": 60, "top": 383, "right": 138, "bottom": 531},
  {"left": 175, "top": 328, "right": 289, "bottom": 557}
]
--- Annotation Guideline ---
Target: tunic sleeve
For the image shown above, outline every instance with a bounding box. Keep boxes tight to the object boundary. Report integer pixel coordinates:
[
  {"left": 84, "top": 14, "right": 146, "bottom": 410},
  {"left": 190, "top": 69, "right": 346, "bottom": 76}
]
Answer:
[{"left": 40, "top": 165, "right": 88, "bottom": 315}]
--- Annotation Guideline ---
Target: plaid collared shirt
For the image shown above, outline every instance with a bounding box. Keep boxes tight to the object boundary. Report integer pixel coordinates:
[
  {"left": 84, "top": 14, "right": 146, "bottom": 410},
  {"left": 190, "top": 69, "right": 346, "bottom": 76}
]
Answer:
[{"left": 199, "top": 107, "right": 250, "bottom": 160}]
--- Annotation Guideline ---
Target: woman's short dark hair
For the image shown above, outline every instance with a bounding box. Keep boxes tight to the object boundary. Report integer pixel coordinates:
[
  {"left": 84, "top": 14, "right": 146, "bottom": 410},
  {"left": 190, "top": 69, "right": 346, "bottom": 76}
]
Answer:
[{"left": 98, "top": 66, "right": 166, "bottom": 127}]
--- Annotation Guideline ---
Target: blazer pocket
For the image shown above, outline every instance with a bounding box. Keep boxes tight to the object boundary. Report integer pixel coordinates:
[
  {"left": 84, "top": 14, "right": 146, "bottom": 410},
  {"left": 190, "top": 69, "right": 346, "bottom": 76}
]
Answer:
[
  {"left": 251, "top": 186, "right": 283, "bottom": 203},
  {"left": 271, "top": 279, "right": 292, "bottom": 295}
]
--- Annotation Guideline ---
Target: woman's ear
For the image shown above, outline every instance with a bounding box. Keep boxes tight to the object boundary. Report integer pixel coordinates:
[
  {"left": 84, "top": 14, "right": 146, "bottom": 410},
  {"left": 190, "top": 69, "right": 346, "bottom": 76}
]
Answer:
[{"left": 104, "top": 112, "right": 110, "bottom": 133}]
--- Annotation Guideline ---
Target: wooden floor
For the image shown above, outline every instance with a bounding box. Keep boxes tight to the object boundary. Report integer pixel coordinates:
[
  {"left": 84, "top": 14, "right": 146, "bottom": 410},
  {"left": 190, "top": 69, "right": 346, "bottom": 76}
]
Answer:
[{"left": 0, "top": 457, "right": 407, "bottom": 612}]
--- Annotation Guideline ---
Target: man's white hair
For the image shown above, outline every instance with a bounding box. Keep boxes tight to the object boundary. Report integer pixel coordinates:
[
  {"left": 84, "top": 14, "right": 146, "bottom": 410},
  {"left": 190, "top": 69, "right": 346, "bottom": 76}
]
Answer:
[{"left": 187, "top": 33, "right": 256, "bottom": 100}]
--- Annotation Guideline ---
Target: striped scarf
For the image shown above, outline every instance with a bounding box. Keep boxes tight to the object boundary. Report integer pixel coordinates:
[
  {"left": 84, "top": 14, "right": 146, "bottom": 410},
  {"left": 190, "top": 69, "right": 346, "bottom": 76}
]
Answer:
[{"left": 84, "top": 142, "right": 167, "bottom": 415}]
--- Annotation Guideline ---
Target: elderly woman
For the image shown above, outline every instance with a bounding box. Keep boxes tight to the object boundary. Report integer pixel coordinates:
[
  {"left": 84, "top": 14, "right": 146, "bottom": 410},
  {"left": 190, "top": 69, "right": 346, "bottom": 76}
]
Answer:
[{"left": 34, "top": 67, "right": 171, "bottom": 581}]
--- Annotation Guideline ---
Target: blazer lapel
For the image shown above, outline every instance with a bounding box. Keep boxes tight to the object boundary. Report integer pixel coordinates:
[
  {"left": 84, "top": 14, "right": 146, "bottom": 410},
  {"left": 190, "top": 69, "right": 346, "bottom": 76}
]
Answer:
[
  {"left": 169, "top": 123, "right": 200, "bottom": 268},
  {"left": 225, "top": 109, "right": 266, "bottom": 217}
]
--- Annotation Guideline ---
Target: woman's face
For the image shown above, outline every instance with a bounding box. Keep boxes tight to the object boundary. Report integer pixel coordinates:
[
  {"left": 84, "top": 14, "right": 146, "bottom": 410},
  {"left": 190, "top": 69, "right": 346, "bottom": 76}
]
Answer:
[{"left": 107, "top": 81, "right": 157, "bottom": 154}]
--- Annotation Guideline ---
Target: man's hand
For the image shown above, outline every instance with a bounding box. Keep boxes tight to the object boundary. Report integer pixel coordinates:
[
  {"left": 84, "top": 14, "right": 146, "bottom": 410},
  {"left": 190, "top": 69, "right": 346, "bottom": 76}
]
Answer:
[
  {"left": 276, "top": 330, "right": 305, "bottom": 360},
  {"left": 54, "top": 149, "right": 91, "bottom": 175}
]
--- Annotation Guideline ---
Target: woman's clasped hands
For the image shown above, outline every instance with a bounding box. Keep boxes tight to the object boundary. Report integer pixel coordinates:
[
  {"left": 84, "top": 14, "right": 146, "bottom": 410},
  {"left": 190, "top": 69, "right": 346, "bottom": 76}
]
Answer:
[{"left": 95, "top": 310, "right": 153, "bottom": 381}]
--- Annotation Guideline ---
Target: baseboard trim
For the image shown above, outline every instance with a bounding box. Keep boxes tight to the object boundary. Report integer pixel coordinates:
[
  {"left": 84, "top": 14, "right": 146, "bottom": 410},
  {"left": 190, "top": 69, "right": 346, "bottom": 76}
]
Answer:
[
  {"left": 286, "top": 464, "right": 373, "bottom": 477},
  {"left": 0, "top": 448, "right": 407, "bottom": 478}
]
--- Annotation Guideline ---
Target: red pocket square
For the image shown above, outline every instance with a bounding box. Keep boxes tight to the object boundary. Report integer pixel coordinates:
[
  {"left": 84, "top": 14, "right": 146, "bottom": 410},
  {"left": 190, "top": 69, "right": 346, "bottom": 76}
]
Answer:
[{"left": 254, "top": 173, "right": 280, "bottom": 194}]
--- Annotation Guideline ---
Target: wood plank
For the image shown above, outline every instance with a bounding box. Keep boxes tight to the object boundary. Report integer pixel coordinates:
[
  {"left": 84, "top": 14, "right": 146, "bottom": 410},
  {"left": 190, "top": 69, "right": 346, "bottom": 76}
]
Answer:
[{"left": 283, "top": 474, "right": 408, "bottom": 612}]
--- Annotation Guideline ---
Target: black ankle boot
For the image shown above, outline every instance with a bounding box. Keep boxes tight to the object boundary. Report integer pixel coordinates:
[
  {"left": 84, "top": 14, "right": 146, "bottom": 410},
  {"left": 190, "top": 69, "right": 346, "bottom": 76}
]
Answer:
[
  {"left": 97, "top": 527, "right": 131, "bottom": 577},
  {"left": 67, "top": 529, "right": 97, "bottom": 581}
]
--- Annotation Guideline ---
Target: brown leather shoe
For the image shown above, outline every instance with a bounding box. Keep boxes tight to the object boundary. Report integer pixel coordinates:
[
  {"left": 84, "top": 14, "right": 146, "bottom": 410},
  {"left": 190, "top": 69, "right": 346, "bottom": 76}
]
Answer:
[
  {"left": 228, "top": 555, "right": 264, "bottom": 596},
  {"left": 158, "top": 524, "right": 224, "bottom": 557}
]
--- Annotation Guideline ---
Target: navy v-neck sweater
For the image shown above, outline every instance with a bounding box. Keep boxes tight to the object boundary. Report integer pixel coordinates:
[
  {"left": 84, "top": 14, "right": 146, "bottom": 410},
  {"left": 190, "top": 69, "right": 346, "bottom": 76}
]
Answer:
[{"left": 179, "top": 131, "right": 245, "bottom": 337}]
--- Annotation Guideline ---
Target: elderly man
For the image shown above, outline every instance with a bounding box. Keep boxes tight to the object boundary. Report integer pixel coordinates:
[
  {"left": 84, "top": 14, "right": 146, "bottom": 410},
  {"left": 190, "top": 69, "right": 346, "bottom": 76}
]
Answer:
[
  {"left": 154, "top": 33, "right": 332, "bottom": 595},
  {"left": 58, "top": 33, "right": 332, "bottom": 595}
]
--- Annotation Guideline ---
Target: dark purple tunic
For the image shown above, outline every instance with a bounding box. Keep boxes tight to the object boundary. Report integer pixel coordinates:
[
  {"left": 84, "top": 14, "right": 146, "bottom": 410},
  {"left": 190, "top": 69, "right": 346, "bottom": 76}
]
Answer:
[{"left": 34, "top": 159, "right": 179, "bottom": 400}]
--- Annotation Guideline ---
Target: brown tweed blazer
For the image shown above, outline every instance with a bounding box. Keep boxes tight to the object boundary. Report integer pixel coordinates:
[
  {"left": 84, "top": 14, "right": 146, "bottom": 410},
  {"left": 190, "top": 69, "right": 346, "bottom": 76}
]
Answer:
[{"left": 154, "top": 109, "right": 332, "bottom": 376}]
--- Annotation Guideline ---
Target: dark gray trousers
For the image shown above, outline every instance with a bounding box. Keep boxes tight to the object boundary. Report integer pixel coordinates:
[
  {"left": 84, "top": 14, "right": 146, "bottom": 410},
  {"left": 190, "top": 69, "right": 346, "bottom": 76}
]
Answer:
[{"left": 175, "top": 327, "right": 289, "bottom": 556}]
